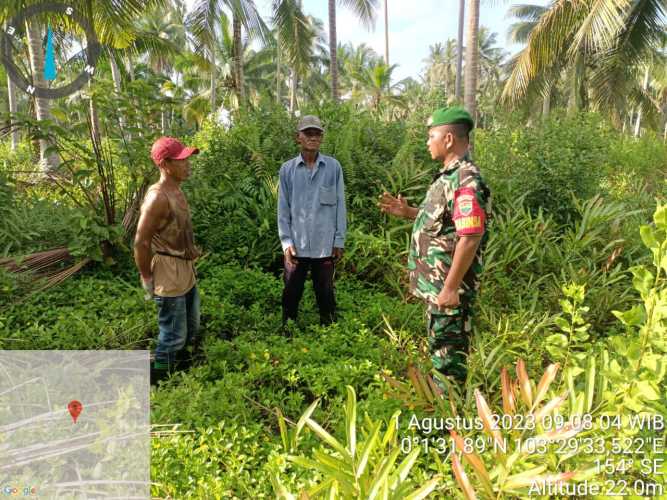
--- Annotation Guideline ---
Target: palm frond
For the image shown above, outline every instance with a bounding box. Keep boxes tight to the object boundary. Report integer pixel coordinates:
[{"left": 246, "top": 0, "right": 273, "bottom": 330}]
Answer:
[{"left": 339, "top": 0, "right": 379, "bottom": 30}]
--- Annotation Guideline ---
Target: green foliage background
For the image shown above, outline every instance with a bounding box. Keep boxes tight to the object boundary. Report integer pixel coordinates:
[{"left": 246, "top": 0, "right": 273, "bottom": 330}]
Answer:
[{"left": 1, "top": 102, "right": 666, "bottom": 498}]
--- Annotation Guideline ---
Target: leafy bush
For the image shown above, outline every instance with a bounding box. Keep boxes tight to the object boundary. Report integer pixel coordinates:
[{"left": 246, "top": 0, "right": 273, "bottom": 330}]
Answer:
[{"left": 476, "top": 112, "right": 614, "bottom": 222}]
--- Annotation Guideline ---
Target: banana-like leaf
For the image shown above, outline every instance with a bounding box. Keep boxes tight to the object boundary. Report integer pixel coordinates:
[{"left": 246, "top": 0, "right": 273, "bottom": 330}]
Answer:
[
  {"left": 450, "top": 430, "right": 494, "bottom": 497},
  {"left": 389, "top": 447, "right": 420, "bottom": 489},
  {"left": 276, "top": 407, "right": 289, "bottom": 452},
  {"left": 532, "top": 363, "right": 560, "bottom": 411},
  {"left": 401, "top": 477, "right": 441, "bottom": 500},
  {"left": 367, "top": 448, "right": 401, "bottom": 499},
  {"left": 585, "top": 355, "right": 596, "bottom": 412},
  {"left": 381, "top": 410, "right": 401, "bottom": 447},
  {"left": 357, "top": 421, "right": 382, "bottom": 479},
  {"left": 295, "top": 399, "right": 320, "bottom": 449},
  {"left": 502, "top": 465, "right": 547, "bottom": 490},
  {"left": 305, "top": 418, "right": 353, "bottom": 461},
  {"left": 451, "top": 452, "right": 477, "bottom": 500},
  {"left": 346, "top": 385, "right": 357, "bottom": 459}
]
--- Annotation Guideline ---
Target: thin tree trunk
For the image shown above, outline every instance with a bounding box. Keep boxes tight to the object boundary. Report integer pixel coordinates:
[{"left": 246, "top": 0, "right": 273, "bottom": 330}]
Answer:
[
  {"left": 233, "top": 15, "right": 245, "bottom": 104},
  {"left": 634, "top": 65, "right": 650, "bottom": 138},
  {"left": 109, "top": 51, "right": 127, "bottom": 133},
  {"left": 276, "top": 34, "right": 281, "bottom": 104},
  {"left": 26, "top": 19, "right": 59, "bottom": 170},
  {"left": 109, "top": 52, "right": 122, "bottom": 93},
  {"left": 464, "top": 0, "right": 480, "bottom": 124},
  {"left": 455, "top": 0, "right": 465, "bottom": 101},
  {"left": 663, "top": 120, "right": 666, "bottom": 142},
  {"left": 383, "top": 0, "right": 389, "bottom": 65},
  {"left": 210, "top": 48, "right": 217, "bottom": 113},
  {"left": 125, "top": 55, "right": 134, "bottom": 81},
  {"left": 328, "top": 0, "right": 338, "bottom": 101},
  {"left": 289, "top": 69, "right": 298, "bottom": 113},
  {"left": 89, "top": 81, "right": 101, "bottom": 148},
  {"left": 542, "top": 83, "right": 551, "bottom": 119},
  {"left": 161, "top": 109, "right": 167, "bottom": 134},
  {"left": 7, "top": 75, "right": 19, "bottom": 151}
]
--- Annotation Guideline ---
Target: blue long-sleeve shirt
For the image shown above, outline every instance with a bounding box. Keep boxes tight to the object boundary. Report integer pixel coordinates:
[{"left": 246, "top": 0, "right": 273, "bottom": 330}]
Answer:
[{"left": 277, "top": 153, "right": 347, "bottom": 258}]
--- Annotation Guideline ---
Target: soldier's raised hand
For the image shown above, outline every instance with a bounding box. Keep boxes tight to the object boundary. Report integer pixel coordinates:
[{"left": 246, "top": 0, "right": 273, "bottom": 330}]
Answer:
[{"left": 379, "top": 192, "right": 409, "bottom": 218}]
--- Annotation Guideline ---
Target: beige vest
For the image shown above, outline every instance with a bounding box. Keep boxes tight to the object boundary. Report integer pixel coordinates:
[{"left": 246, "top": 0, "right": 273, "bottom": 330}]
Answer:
[{"left": 146, "top": 186, "right": 198, "bottom": 297}]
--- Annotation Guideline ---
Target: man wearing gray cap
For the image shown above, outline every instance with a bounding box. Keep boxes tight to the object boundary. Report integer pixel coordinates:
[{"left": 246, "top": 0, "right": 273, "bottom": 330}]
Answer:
[{"left": 277, "top": 115, "right": 347, "bottom": 328}]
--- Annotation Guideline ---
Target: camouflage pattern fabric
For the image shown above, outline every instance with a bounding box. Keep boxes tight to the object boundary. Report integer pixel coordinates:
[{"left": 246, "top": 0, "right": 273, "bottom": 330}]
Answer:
[
  {"left": 407, "top": 156, "right": 491, "bottom": 379},
  {"left": 427, "top": 288, "right": 475, "bottom": 383}
]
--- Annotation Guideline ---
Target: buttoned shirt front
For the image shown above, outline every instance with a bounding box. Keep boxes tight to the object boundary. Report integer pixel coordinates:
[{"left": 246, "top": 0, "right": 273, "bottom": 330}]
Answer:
[{"left": 277, "top": 153, "right": 347, "bottom": 258}]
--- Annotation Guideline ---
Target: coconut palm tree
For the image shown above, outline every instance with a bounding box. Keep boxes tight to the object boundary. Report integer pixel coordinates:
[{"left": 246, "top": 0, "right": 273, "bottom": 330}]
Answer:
[
  {"left": 464, "top": 0, "right": 480, "bottom": 122},
  {"left": 383, "top": 0, "right": 389, "bottom": 64},
  {"left": 455, "top": 0, "right": 465, "bottom": 101},
  {"left": 327, "top": 0, "right": 379, "bottom": 101},
  {"left": 187, "top": 0, "right": 266, "bottom": 111},
  {"left": 502, "top": 0, "right": 666, "bottom": 129},
  {"left": 424, "top": 40, "right": 457, "bottom": 96},
  {"left": 506, "top": 3, "right": 551, "bottom": 117},
  {"left": 356, "top": 61, "right": 404, "bottom": 110},
  {"left": 271, "top": 0, "right": 316, "bottom": 111}
]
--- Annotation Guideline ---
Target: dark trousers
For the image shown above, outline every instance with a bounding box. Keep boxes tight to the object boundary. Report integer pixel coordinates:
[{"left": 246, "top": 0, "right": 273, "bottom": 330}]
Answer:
[{"left": 282, "top": 257, "right": 336, "bottom": 325}]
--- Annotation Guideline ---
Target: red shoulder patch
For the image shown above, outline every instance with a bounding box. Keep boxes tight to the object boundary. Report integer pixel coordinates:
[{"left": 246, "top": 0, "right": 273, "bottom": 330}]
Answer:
[{"left": 453, "top": 187, "right": 485, "bottom": 235}]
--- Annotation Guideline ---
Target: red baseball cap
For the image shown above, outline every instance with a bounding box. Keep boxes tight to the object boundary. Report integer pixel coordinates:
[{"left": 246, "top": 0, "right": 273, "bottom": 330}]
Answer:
[{"left": 151, "top": 136, "right": 199, "bottom": 165}]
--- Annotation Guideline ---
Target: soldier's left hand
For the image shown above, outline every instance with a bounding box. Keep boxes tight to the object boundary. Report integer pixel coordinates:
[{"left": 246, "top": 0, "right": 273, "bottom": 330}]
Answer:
[{"left": 436, "top": 286, "right": 460, "bottom": 309}]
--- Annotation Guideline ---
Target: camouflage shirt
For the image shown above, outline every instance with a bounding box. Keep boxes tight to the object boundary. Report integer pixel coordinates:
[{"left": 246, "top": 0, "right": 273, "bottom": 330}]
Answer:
[{"left": 408, "top": 156, "right": 491, "bottom": 304}]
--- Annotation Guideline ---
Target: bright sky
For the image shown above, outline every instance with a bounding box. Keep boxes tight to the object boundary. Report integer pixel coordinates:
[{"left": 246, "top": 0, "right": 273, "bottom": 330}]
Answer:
[{"left": 186, "top": 0, "right": 552, "bottom": 82}]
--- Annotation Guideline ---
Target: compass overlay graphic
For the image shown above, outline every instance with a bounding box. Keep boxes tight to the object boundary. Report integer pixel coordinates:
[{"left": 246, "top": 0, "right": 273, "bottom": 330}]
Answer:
[{"left": 0, "top": 2, "right": 101, "bottom": 100}]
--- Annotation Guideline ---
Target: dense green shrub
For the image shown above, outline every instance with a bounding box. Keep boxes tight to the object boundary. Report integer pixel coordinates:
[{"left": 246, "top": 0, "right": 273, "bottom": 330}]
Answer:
[{"left": 476, "top": 112, "right": 615, "bottom": 222}]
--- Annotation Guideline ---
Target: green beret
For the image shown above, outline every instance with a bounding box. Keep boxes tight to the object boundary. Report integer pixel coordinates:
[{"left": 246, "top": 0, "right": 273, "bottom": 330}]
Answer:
[{"left": 427, "top": 106, "right": 474, "bottom": 130}]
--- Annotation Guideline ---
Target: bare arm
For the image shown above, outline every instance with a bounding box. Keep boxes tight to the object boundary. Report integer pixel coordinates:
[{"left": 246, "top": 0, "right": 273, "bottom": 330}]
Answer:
[
  {"left": 435, "top": 234, "right": 482, "bottom": 308},
  {"left": 444, "top": 235, "right": 482, "bottom": 291},
  {"left": 133, "top": 190, "right": 168, "bottom": 282},
  {"left": 378, "top": 192, "right": 419, "bottom": 221}
]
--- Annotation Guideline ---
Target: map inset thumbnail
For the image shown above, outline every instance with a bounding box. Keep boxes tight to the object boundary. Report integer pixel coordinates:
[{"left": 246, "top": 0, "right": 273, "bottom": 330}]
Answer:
[{"left": 0, "top": 351, "right": 150, "bottom": 498}]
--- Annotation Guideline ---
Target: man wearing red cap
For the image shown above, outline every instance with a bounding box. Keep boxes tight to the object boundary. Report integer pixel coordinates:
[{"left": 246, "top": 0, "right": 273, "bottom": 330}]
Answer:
[{"left": 134, "top": 136, "right": 201, "bottom": 382}]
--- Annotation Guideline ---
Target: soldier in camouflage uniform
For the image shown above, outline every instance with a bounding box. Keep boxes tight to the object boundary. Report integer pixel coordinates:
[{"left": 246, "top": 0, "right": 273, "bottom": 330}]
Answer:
[{"left": 379, "top": 107, "right": 490, "bottom": 382}]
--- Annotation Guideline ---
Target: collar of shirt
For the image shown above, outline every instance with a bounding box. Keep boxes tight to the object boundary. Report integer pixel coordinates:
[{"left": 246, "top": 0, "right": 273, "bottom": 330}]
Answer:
[
  {"left": 297, "top": 153, "right": 325, "bottom": 168},
  {"left": 433, "top": 157, "right": 464, "bottom": 182}
]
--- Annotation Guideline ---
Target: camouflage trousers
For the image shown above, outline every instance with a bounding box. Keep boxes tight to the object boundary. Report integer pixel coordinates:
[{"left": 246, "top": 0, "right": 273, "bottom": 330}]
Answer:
[{"left": 426, "top": 291, "right": 476, "bottom": 383}]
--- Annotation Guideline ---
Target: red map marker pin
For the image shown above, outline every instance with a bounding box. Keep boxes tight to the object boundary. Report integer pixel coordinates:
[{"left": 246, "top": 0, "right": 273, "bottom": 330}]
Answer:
[{"left": 68, "top": 400, "right": 83, "bottom": 423}]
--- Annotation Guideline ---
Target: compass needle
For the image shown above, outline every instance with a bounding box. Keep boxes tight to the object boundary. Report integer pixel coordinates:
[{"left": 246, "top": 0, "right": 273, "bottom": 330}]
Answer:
[{"left": 44, "top": 24, "right": 57, "bottom": 81}]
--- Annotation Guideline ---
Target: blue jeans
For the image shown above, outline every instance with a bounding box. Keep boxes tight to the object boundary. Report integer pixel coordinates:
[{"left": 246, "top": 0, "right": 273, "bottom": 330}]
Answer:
[{"left": 154, "top": 285, "right": 200, "bottom": 367}]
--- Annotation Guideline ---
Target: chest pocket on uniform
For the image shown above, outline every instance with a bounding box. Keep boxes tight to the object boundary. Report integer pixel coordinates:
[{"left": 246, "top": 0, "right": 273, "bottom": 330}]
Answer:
[{"left": 319, "top": 185, "right": 336, "bottom": 205}]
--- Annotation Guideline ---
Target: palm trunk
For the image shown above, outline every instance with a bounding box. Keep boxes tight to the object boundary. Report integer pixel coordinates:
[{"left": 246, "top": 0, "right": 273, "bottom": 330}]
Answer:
[
  {"left": 89, "top": 91, "right": 101, "bottom": 148},
  {"left": 464, "top": 0, "right": 480, "bottom": 123},
  {"left": 289, "top": 68, "right": 297, "bottom": 113},
  {"left": 109, "top": 51, "right": 127, "bottom": 133},
  {"left": 383, "top": 0, "right": 389, "bottom": 65},
  {"left": 328, "top": 0, "right": 339, "bottom": 101},
  {"left": 125, "top": 55, "right": 134, "bottom": 81},
  {"left": 109, "top": 52, "right": 122, "bottom": 93},
  {"left": 7, "top": 75, "right": 19, "bottom": 151},
  {"left": 542, "top": 83, "right": 551, "bottom": 119},
  {"left": 634, "top": 65, "right": 650, "bottom": 138},
  {"left": 276, "top": 35, "right": 281, "bottom": 104},
  {"left": 161, "top": 109, "right": 167, "bottom": 134},
  {"left": 455, "top": 0, "right": 465, "bottom": 101},
  {"left": 210, "top": 48, "right": 217, "bottom": 113},
  {"left": 233, "top": 15, "right": 245, "bottom": 104},
  {"left": 26, "top": 19, "right": 59, "bottom": 170}
]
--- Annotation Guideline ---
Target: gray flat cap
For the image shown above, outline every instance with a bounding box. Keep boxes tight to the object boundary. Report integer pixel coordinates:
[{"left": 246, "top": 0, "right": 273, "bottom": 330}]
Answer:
[{"left": 297, "top": 115, "right": 324, "bottom": 132}]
